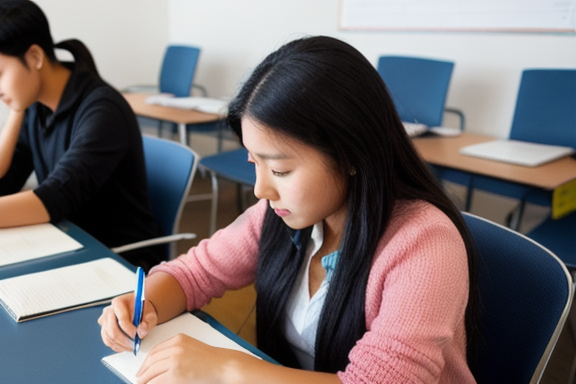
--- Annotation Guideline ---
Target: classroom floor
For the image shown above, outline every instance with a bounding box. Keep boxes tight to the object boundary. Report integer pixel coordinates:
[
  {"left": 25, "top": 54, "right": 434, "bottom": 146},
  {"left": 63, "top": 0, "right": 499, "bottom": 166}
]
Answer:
[{"left": 160, "top": 128, "right": 576, "bottom": 384}]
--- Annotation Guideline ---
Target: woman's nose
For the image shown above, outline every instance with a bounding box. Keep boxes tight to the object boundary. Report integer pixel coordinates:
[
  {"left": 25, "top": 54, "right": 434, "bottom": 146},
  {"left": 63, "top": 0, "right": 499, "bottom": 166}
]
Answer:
[{"left": 253, "top": 172, "right": 278, "bottom": 201}]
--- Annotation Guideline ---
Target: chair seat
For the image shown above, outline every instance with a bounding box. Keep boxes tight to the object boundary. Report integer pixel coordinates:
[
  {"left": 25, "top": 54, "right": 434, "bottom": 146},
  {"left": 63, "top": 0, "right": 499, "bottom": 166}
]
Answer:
[
  {"left": 200, "top": 148, "right": 255, "bottom": 185},
  {"left": 198, "top": 148, "right": 256, "bottom": 235}
]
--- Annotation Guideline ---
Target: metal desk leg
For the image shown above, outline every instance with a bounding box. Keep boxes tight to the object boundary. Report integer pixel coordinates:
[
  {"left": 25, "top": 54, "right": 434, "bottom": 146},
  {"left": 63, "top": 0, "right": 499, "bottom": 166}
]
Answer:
[{"left": 178, "top": 123, "right": 187, "bottom": 146}]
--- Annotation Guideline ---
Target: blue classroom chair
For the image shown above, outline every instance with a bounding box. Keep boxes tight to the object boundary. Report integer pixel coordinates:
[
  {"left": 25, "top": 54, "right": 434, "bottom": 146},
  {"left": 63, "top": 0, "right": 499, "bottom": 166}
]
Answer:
[
  {"left": 527, "top": 211, "right": 576, "bottom": 271},
  {"left": 377, "top": 55, "right": 473, "bottom": 210},
  {"left": 377, "top": 55, "right": 464, "bottom": 128},
  {"left": 463, "top": 212, "right": 574, "bottom": 384},
  {"left": 199, "top": 148, "right": 256, "bottom": 235},
  {"left": 112, "top": 136, "right": 199, "bottom": 260}
]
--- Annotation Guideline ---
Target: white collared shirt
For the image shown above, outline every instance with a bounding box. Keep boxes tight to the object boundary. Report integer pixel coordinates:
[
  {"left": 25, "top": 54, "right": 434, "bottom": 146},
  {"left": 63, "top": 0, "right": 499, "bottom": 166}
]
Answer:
[{"left": 284, "top": 222, "right": 338, "bottom": 370}]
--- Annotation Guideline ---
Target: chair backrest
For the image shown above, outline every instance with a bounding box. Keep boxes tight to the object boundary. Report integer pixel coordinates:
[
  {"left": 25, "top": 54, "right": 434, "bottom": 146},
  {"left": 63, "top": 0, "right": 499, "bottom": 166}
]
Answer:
[
  {"left": 463, "top": 212, "right": 574, "bottom": 384},
  {"left": 377, "top": 56, "right": 455, "bottom": 127},
  {"left": 510, "top": 69, "right": 576, "bottom": 149},
  {"left": 527, "top": 211, "right": 576, "bottom": 269},
  {"left": 142, "top": 136, "right": 198, "bottom": 238},
  {"left": 159, "top": 45, "right": 201, "bottom": 97}
]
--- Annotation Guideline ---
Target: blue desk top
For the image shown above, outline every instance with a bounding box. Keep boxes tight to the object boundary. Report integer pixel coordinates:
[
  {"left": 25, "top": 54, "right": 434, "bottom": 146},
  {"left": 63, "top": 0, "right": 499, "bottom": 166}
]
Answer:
[
  {"left": 0, "top": 221, "right": 130, "bottom": 384},
  {"left": 0, "top": 221, "right": 274, "bottom": 383}
]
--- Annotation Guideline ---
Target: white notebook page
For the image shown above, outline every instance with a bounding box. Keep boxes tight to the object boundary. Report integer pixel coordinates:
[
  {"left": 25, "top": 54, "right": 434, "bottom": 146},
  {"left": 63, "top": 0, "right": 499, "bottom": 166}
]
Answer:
[
  {"left": 0, "top": 223, "right": 83, "bottom": 267},
  {"left": 102, "top": 313, "right": 259, "bottom": 384},
  {"left": 0, "top": 258, "right": 135, "bottom": 322}
]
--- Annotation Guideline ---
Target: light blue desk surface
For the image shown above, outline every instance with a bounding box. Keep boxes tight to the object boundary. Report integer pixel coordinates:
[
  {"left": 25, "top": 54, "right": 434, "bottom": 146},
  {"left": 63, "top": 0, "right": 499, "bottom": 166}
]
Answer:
[{"left": 0, "top": 221, "right": 275, "bottom": 383}]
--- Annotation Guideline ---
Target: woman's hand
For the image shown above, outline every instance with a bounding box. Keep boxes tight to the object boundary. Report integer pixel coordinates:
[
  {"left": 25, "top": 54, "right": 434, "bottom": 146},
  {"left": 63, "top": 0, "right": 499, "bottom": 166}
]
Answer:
[
  {"left": 134, "top": 334, "right": 342, "bottom": 384},
  {"left": 135, "top": 334, "right": 253, "bottom": 384},
  {"left": 98, "top": 293, "right": 159, "bottom": 353}
]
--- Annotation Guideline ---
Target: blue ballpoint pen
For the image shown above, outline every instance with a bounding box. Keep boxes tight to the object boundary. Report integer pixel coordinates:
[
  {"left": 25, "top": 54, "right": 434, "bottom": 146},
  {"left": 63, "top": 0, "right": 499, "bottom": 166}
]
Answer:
[{"left": 132, "top": 267, "right": 145, "bottom": 356}]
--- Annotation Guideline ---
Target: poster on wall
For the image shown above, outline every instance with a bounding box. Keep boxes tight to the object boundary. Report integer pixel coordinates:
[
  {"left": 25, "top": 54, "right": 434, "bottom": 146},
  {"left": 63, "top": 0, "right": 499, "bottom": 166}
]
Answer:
[{"left": 339, "top": 0, "right": 576, "bottom": 33}]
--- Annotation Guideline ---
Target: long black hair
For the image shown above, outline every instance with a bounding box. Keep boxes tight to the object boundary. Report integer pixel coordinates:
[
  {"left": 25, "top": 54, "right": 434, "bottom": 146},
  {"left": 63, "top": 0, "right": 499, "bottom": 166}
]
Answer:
[
  {"left": 0, "top": 0, "right": 100, "bottom": 77},
  {"left": 227, "top": 35, "right": 479, "bottom": 373}
]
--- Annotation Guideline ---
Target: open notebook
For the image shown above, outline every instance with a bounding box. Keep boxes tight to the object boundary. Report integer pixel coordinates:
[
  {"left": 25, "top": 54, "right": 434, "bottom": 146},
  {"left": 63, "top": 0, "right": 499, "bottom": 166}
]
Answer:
[
  {"left": 459, "top": 139, "right": 575, "bottom": 167},
  {"left": 0, "top": 258, "right": 134, "bottom": 322},
  {"left": 0, "top": 223, "right": 83, "bottom": 267}
]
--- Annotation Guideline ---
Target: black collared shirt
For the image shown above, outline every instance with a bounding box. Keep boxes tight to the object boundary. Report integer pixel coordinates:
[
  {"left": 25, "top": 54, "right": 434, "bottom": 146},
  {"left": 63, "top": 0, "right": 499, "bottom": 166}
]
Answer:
[{"left": 0, "top": 63, "right": 164, "bottom": 268}]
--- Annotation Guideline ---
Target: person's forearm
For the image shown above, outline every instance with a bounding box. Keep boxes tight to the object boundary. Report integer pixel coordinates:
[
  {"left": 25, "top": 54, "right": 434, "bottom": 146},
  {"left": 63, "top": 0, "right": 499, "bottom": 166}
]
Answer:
[
  {"left": 0, "top": 190, "right": 50, "bottom": 227},
  {"left": 0, "top": 110, "right": 25, "bottom": 178},
  {"left": 145, "top": 271, "right": 188, "bottom": 324},
  {"left": 227, "top": 353, "right": 342, "bottom": 384}
]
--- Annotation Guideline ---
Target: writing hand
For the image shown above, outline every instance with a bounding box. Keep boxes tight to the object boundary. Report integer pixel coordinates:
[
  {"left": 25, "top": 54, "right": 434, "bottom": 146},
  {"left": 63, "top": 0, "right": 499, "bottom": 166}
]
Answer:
[{"left": 98, "top": 293, "right": 158, "bottom": 353}]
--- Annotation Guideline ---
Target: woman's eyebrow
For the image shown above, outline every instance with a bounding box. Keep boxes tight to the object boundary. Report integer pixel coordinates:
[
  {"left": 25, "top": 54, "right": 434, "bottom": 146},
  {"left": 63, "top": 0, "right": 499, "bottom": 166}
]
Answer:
[{"left": 252, "top": 152, "right": 291, "bottom": 161}]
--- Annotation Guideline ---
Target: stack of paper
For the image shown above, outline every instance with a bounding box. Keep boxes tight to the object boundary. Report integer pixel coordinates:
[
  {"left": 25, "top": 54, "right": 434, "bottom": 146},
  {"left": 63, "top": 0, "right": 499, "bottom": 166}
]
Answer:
[
  {"left": 403, "top": 122, "right": 428, "bottom": 137},
  {"left": 0, "top": 223, "right": 83, "bottom": 267},
  {"left": 102, "top": 313, "right": 258, "bottom": 384},
  {"left": 145, "top": 94, "right": 229, "bottom": 115},
  {"left": 459, "top": 139, "right": 575, "bottom": 167},
  {"left": 0, "top": 258, "right": 135, "bottom": 322}
]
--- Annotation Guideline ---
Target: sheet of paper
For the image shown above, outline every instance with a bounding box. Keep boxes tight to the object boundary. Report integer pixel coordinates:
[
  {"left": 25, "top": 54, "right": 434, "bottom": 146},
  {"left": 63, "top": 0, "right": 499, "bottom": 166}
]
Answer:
[
  {"left": 459, "top": 139, "right": 575, "bottom": 167},
  {"left": 0, "top": 223, "right": 83, "bottom": 267},
  {"left": 102, "top": 313, "right": 258, "bottom": 384},
  {"left": 0, "top": 258, "right": 134, "bottom": 322},
  {"left": 145, "top": 94, "right": 228, "bottom": 115}
]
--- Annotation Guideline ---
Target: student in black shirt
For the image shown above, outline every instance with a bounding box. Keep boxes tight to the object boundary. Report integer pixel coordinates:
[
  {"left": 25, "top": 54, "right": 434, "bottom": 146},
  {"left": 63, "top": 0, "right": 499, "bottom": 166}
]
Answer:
[{"left": 0, "top": 0, "right": 164, "bottom": 270}]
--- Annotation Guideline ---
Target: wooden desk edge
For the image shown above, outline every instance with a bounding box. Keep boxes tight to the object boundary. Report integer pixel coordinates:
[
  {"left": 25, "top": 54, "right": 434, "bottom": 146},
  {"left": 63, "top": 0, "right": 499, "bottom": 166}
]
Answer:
[
  {"left": 412, "top": 133, "right": 576, "bottom": 190},
  {"left": 122, "top": 92, "right": 224, "bottom": 125}
]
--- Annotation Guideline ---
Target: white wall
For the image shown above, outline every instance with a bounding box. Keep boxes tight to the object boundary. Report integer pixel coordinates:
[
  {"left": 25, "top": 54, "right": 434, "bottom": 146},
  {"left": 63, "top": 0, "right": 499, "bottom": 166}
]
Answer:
[
  {"left": 35, "top": 0, "right": 169, "bottom": 90},
  {"left": 11, "top": 1, "right": 575, "bottom": 139},
  {"left": 168, "top": 0, "right": 576, "bottom": 138}
]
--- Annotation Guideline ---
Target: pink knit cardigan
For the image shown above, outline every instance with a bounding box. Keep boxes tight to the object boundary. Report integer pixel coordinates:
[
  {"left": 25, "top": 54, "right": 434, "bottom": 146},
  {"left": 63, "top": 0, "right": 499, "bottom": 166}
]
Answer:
[{"left": 150, "top": 198, "right": 476, "bottom": 384}]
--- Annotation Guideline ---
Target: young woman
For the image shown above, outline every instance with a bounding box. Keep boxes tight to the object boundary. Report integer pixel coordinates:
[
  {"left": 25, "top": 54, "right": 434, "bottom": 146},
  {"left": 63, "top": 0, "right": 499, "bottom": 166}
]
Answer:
[
  {"left": 0, "top": 0, "right": 163, "bottom": 269},
  {"left": 99, "top": 35, "right": 479, "bottom": 384}
]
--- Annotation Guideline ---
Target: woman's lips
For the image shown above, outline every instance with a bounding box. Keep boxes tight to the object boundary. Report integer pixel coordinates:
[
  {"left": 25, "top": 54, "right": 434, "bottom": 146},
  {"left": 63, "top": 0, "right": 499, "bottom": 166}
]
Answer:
[{"left": 274, "top": 208, "right": 291, "bottom": 217}]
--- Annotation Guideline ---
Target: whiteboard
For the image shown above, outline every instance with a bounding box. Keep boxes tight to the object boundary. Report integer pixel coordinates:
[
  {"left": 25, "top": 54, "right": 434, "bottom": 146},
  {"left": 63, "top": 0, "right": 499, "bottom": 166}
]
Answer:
[{"left": 339, "top": 0, "right": 576, "bottom": 33}]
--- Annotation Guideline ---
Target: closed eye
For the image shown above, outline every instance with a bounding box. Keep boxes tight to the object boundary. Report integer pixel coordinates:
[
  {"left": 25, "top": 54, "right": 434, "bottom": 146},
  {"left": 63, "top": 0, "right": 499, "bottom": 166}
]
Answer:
[{"left": 272, "top": 170, "right": 290, "bottom": 177}]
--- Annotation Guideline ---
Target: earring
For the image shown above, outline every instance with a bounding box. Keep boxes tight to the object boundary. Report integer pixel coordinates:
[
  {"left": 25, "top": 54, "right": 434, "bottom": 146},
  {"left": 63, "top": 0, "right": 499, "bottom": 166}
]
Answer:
[{"left": 349, "top": 168, "right": 357, "bottom": 176}]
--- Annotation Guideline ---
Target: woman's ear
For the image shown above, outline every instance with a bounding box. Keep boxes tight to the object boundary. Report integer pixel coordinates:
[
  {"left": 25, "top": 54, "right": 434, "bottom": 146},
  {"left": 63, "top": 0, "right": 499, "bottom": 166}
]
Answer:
[{"left": 24, "top": 44, "right": 44, "bottom": 71}]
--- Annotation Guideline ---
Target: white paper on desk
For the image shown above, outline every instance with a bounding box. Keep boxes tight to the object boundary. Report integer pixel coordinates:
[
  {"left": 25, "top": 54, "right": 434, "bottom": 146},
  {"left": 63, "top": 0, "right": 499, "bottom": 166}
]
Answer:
[
  {"left": 0, "top": 257, "right": 134, "bottom": 322},
  {"left": 145, "top": 94, "right": 228, "bottom": 115},
  {"left": 0, "top": 223, "right": 83, "bottom": 267},
  {"left": 459, "top": 139, "right": 575, "bottom": 167},
  {"left": 102, "top": 313, "right": 259, "bottom": 384}
]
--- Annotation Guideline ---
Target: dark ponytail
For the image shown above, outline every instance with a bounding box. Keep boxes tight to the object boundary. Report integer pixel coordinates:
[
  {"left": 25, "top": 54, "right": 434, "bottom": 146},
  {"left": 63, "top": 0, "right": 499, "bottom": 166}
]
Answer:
[{"left": 55, "top": 39, "right": 101, "bottom": 77}]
